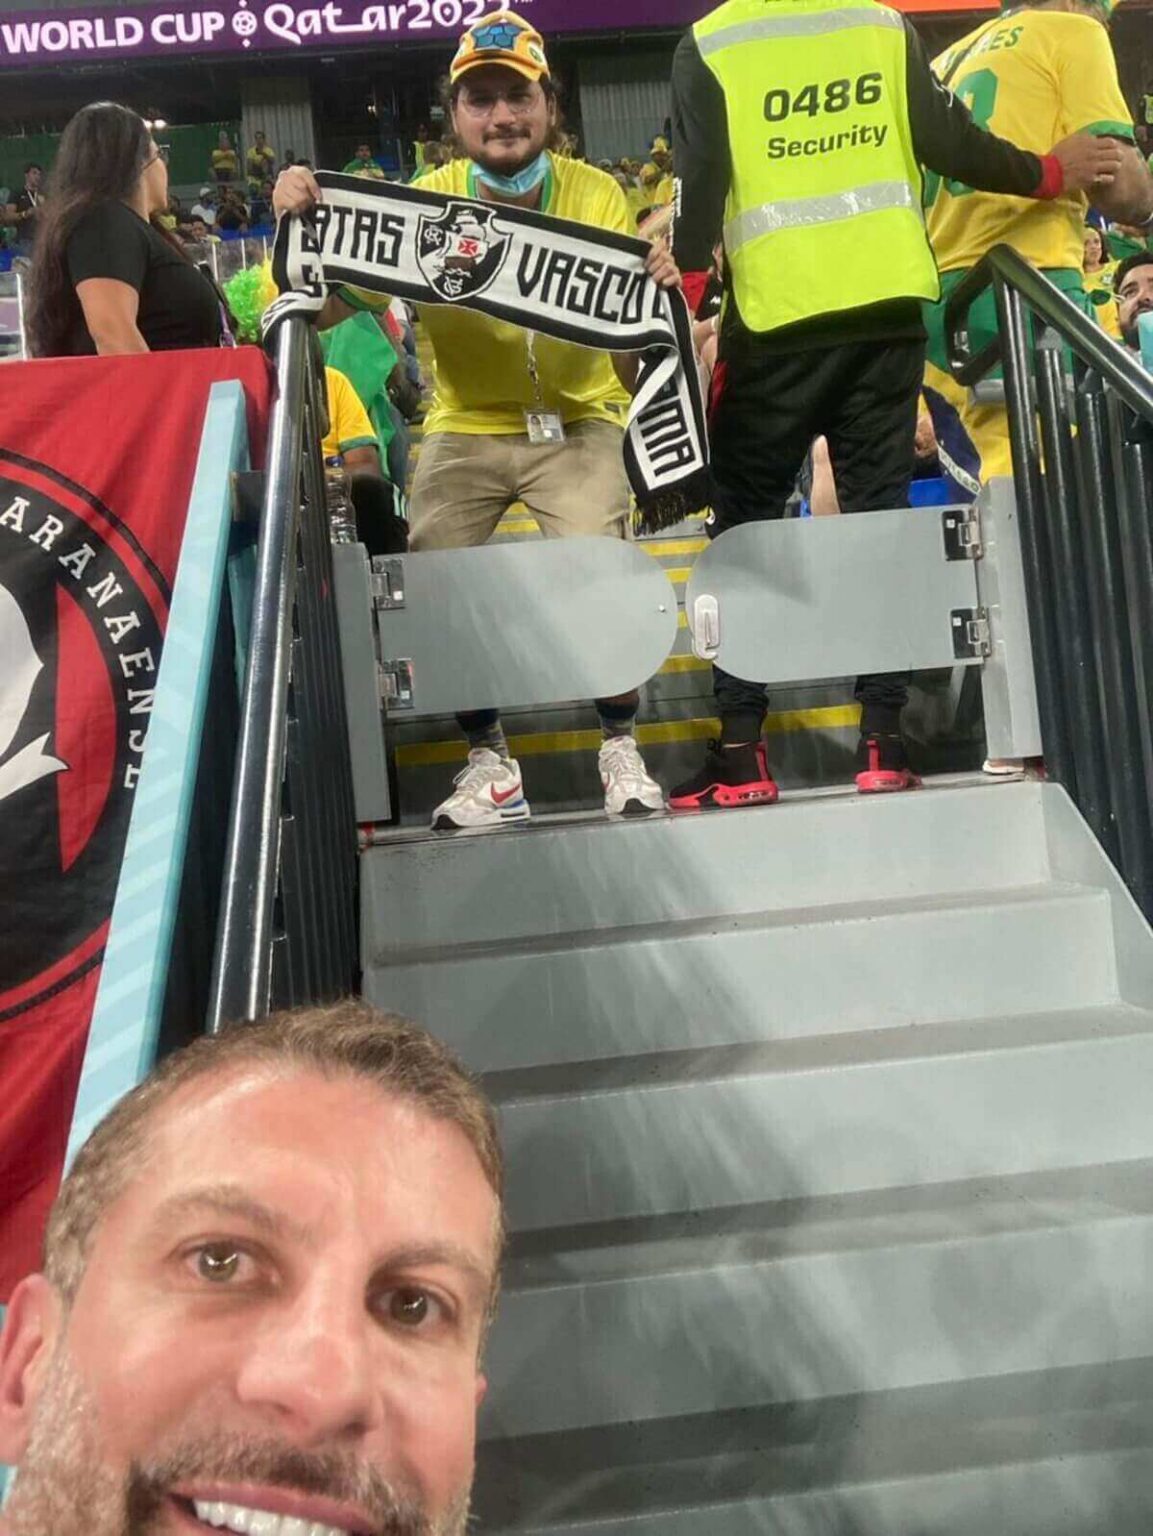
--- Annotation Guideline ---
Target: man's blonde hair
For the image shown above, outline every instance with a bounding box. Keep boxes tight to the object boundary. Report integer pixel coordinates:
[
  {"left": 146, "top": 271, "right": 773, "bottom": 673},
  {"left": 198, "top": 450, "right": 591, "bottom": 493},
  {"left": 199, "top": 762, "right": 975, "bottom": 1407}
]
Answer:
[{"left": 43, "top": 1000, "right": 503, "bottom": 1305}]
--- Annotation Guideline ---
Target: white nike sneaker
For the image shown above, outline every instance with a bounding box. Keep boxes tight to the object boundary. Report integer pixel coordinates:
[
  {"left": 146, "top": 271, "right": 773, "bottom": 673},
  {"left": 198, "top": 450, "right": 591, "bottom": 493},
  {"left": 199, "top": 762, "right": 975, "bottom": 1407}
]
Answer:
[
  {"left": 599, "top": 735, "right": 665, "bottom": 818},
  {"left": 431, "top": 749, "right": 531, "bottom": 831}
]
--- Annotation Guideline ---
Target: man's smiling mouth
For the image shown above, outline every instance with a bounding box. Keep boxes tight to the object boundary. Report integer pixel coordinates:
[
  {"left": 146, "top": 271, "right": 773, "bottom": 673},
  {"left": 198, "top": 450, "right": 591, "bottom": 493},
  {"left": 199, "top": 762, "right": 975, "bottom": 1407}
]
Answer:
[
  {"left": 173, "top": 1492, "right": 372, "bottom": 1536},
  {"left": 180, "top": 1501, "right": 351, "bottom": 1536}
]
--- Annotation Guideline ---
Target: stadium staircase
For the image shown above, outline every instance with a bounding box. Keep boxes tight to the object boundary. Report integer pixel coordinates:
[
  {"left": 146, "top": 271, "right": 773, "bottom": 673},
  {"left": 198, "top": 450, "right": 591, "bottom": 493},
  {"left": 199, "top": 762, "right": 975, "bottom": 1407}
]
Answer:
[
  {"left": 365, "top": 775, "right": 1153, "bottom": 1535},
  {"left": 328, "top": 247, "right": 1153, "bottom": 1531},
  {"left": 61, "top": 247, "right": 1153, "bottom": 1531}
]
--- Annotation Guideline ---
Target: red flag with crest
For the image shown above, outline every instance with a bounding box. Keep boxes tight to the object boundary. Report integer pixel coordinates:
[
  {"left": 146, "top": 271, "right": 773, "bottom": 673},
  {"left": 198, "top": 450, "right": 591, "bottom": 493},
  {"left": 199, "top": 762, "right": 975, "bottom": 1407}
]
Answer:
[{"left": 0, "top": 346, "right": 274, "bottom": 1301}]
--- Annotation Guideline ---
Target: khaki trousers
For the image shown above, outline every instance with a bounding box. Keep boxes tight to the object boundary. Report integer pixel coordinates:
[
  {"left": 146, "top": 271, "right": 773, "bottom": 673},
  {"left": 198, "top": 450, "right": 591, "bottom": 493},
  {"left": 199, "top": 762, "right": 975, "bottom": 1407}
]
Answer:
[{"left": 408, "top": 419, "right": 631, "bottom": 550}]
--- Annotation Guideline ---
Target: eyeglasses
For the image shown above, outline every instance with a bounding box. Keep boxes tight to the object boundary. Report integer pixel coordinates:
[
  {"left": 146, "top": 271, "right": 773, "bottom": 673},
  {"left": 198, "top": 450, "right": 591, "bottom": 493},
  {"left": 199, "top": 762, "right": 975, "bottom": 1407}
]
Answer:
[
  {"left": 456, "top": 83, "right": 542, "bottom": 118},
  {"left": 144, "top": 146, "right": 170, "bottom": 168}
]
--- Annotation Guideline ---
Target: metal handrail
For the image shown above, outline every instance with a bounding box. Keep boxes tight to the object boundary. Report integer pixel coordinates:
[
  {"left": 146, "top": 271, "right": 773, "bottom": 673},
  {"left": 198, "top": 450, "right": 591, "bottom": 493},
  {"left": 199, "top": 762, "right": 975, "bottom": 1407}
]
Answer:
[
  {"left": 945, "top": 243, "right": 1153, "bottom": 920},
  {"left": 946, "top": 243, "right": 1153, "bottom": 416},
  {"left": 206, "top": 317, "right": 309, "bottom": 1029}
]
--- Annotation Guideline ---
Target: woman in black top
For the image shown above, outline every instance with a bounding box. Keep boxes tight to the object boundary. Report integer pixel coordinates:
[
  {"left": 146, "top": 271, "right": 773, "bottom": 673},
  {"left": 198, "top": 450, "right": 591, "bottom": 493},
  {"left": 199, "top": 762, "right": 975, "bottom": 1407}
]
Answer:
[{"left": 28, "top": 102, "right": 226, "bottom": 357}]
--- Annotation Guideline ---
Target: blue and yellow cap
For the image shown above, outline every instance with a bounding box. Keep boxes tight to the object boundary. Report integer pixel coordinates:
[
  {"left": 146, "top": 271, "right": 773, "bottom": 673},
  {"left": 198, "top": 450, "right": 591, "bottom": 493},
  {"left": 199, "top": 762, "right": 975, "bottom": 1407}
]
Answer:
[{"left": 450, "top": 10, "right": 550, "bottom": 84}]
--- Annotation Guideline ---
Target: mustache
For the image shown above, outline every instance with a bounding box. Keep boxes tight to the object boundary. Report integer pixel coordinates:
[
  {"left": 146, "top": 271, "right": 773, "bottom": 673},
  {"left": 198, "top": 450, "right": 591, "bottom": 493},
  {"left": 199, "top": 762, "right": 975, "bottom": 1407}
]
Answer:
[{"left": 126, "top": 1433, "right": 439, "bottom": 1536}]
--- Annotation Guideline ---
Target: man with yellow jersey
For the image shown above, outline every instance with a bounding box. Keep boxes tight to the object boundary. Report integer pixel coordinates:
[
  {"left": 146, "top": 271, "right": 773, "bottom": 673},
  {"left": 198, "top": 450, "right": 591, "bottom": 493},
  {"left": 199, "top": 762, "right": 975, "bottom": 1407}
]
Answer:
[
  {"left": 923, "top": 0, "right": 1153, "bottom": 498},
  {"left": 274, "top": 11, "right": 679, "bottom": 830},
  {"left": 415, "top": 11, "right": 681, "bottom": 829}
]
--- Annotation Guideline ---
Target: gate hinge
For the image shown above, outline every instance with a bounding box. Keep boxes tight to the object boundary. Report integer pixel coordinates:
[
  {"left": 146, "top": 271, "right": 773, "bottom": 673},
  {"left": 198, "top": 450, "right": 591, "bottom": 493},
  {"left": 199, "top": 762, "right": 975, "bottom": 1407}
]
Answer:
[
  {"left": 942, "top": 506, "right": 983, "bottom": 561},
  {"left": 951, "top": 607, "right": 991, "bottom": 659},
  {"left": 371, "top": 556, "right": 406, "bottom": 610},
  {"left": 378, "top": 657, "right": 414, "bottom": 710}
]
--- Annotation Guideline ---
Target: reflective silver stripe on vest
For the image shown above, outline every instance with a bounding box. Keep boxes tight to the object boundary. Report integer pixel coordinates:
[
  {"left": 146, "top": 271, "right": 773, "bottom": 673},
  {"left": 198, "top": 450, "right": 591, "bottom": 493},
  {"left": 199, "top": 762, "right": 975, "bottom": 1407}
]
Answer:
[
  {"left": 724, "top": 180, "right": 918, "bottom": 251},
  {"left": 697, "top": 6, "right": 903, "bottom": 53}
]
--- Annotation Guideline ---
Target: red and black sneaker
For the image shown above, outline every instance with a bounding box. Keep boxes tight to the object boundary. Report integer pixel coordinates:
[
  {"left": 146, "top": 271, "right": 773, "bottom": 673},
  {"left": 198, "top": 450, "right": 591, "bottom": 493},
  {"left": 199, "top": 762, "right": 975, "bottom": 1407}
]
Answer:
[
  {"left": 669, "top": 739, "right": 780, "bottom": 811},
  {"left": 854, "top": 732, "right": 920, "bottom": 795}
]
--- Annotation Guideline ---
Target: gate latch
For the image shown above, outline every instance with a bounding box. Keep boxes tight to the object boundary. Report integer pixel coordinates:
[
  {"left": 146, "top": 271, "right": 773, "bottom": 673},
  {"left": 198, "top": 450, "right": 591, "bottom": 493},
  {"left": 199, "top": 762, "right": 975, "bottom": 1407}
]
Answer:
[
  {"left": 378, "top": 658, "right": 414, "bottom": 710},
  {"left": 691, "top": 594, "right": 720, "bottom": 661},
  {"left": 942, "top": 506, "right": 983, "bottom": 562},
  {"left": 951, "top": 607, "right": 991, "bottom": 660},
  {"left": 371, "top": 557, "right": 406, "bottom": 610}
]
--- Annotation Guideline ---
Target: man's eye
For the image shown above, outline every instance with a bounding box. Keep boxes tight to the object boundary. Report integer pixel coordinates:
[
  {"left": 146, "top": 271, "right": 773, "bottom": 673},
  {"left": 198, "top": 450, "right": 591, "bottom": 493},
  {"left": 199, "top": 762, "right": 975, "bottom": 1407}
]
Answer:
[
  {"left": 190, "top": 1242, "right": 249, "bottom": 1283},
  {"left": 383, "top": 1286, "right": 438, "bottom": 1327}
]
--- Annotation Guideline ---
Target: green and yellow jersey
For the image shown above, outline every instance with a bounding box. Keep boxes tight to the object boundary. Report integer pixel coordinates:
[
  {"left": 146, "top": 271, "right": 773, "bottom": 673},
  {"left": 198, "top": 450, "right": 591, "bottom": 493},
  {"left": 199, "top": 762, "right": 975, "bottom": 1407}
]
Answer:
[
  {"left": 926, "top": 9, "right": 1134, "bottom": 276},
  {"left": 416, "top": 154, "right": 631, "bottom": 437},
  {"left": 322, "top": 367, "right": 378, "bottom": 461}
]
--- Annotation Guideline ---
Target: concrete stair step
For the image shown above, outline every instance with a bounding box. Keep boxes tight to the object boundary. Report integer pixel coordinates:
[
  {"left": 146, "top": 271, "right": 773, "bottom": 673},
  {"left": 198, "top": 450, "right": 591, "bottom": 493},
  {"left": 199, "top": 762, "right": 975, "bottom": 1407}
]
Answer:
[
  {"left": 479, "top": 1445, "right": 1153, "bottom": 1535},
  {"left": 481, "top": 1159, "right": 1153, "bottom": 1438},
  {"left": 361, "top": 781, "right": 1052, "bottom": 958},
  {"left": 475, "top": 1358, "right": 1153, "bottom": 1532},
  {"left": 365, "top": 881, "right": 1114, "bottom": 1073},
  {"left": 490, "top": 1003, "right": 1153, "bottom": 1231}
]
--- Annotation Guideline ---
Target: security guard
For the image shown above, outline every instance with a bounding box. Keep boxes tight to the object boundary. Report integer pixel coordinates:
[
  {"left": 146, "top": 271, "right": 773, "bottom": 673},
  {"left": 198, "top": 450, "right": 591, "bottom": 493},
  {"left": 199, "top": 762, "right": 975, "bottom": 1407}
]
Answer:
[{"left": 667, "top": 0, "right": 1122, "bottom": 808}]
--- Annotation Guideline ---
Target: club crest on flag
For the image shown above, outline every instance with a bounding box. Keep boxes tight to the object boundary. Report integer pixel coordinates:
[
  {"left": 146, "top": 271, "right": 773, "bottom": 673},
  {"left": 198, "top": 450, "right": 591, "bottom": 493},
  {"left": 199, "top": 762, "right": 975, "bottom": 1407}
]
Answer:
[
  {"left": 416, "top": 201, "right": 511, "bottom": 302},
  {"left": 0, "top": 581, "right": 67, "bottom": 807},
  {"left": 0, "top": 468, "right": 164, "bottom": 1018}
]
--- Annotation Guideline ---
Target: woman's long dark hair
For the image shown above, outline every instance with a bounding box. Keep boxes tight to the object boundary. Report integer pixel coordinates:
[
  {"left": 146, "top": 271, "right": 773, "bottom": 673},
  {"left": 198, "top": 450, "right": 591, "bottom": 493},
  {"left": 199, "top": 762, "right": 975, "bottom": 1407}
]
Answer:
[{"left": 27, "top": 102, "right": 158, "bottom": 356}]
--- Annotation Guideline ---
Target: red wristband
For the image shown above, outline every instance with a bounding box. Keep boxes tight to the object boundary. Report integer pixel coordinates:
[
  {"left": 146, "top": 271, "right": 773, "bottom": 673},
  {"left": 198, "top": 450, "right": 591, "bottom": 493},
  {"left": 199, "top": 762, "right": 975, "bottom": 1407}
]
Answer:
[
  {"left": 682, "top": 270, "right": 710, "bottom": 316},
  {"left": 1035, "top": 154, "right": 1064, "bottom": 201}
]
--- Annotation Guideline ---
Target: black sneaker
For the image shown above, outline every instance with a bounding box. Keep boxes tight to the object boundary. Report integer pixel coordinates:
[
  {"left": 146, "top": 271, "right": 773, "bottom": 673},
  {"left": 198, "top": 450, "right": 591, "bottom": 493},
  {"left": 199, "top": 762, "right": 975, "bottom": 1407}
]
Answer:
[
  {"left": 669, "top": 739, "right": 780, "bottom": 811},
  {"left": 854, "top": 732, "right": 919, "bottom": 794}
]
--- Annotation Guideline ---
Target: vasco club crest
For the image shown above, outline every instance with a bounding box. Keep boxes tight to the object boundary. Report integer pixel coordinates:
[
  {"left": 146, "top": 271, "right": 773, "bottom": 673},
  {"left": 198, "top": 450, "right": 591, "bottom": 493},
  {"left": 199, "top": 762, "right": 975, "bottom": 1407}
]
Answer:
[{"left": 416, "top": 201, "right": 511, "bottom": 302}]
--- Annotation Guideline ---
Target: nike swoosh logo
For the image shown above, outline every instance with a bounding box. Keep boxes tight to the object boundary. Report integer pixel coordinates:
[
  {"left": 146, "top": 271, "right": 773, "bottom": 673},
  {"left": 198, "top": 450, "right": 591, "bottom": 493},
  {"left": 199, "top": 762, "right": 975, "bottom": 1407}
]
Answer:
[{"left": 491, "top": 783, "right": 523, "bottom": 805}]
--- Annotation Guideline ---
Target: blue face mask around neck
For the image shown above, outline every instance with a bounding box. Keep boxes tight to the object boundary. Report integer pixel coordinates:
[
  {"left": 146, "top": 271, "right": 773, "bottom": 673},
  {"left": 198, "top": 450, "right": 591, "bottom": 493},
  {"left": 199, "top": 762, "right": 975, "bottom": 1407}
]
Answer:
[{"left": 474, "top": 150, "right": 549, "bottom": 198}]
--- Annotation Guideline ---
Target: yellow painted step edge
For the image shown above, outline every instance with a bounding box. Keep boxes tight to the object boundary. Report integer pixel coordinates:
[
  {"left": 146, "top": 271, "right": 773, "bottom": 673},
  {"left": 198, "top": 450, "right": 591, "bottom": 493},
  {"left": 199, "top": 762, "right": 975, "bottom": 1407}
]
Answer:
[
  {"left": 642, "top": 540, "right": 707, "bottom": 559},
  {"left": 395, "top": 704, "right": 862, "bottom": 768},
  {"left": 490, "top": 527, "right": 708, "bottom": 562}
]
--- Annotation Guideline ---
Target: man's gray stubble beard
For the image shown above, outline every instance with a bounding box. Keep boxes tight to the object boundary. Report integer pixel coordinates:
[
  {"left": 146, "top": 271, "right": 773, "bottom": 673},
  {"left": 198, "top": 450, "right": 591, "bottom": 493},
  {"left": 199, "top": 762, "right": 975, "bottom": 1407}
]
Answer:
[{"left": 5, "top": 1340, "right": 471, "bottom": 1536}]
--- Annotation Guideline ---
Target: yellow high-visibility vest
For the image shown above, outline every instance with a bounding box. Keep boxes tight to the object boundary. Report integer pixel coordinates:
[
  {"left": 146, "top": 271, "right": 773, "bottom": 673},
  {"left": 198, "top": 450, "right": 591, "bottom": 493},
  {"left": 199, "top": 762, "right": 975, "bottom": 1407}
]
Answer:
[{"left": 694, "top": 0, "right": 940, "bottom": 332}]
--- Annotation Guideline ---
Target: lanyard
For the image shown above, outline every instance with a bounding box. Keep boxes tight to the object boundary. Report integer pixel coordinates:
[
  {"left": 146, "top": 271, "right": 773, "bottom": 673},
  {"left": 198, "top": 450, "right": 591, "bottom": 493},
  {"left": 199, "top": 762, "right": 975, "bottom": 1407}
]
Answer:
[{"left": 525, "top": 331, "right": 547, "bottom": 407}]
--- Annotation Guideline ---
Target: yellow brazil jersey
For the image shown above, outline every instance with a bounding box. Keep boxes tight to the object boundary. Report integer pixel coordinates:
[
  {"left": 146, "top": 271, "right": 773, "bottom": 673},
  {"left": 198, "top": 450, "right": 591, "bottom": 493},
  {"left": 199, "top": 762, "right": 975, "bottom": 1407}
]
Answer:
[
  {"left": 1085, "top": 264, "right": 1122, "bottom": 338},
  {"left": 926, "top": 10, "right": 1134, "bottom": 276},
  {"left": 321, "top": 367, "right": 378, "bottom": 461},
  {"left": 417, "top": 155, "right": 632, "bottom": 436}
]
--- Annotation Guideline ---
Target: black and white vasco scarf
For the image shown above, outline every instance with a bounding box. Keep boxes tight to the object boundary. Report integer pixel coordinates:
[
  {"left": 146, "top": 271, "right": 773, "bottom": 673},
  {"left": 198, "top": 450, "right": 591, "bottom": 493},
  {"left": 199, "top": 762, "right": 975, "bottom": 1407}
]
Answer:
[{"left": 265, "top": 171, "right": 710, "bottom": 532}]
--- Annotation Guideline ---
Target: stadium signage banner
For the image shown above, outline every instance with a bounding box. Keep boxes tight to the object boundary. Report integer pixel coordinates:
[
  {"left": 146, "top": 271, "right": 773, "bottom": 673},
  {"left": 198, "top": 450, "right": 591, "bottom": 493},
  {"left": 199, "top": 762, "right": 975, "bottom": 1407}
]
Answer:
[{"left": 0, "top": 0, "right": 708, "bottom": 66}]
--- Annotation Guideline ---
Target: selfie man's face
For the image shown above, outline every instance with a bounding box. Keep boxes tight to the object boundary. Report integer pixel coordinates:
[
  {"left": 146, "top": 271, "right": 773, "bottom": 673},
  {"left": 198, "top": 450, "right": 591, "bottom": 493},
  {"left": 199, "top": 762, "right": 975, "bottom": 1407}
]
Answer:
[{"left": 0, "top": 1069, "right": 498, "bottom": 1536}]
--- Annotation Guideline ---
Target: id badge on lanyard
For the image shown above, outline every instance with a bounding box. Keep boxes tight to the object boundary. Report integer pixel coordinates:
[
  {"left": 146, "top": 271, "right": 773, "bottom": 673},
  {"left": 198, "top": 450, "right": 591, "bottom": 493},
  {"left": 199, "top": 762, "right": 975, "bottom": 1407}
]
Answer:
[{"left": 523, "top": 331, "right": 565, "bottom": 445}]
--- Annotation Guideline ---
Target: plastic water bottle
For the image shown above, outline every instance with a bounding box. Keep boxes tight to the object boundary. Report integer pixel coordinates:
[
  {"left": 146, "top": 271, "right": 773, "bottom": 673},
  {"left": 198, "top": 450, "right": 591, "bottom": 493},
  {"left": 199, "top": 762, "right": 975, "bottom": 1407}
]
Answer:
[{"left": 325, "top": 455, "right": 357, "bottom": 544}]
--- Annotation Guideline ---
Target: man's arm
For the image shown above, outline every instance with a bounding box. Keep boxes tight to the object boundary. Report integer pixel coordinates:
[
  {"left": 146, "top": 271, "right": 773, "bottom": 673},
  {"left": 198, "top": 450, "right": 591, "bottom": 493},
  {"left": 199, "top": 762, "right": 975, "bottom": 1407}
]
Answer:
[
  {"left": 1092, "top": 144, "right": 1153, "bottom": 225},
  {"left": 670, "top": 28, "right": 729, "bottom": 315},
  {"left": 905, "top": 21, "right": 1117, "bottom": 198},
  {"left": 343, "top": 444, "right": 381, "bottom": 475},
  {"left": 1054, "top": 20, "right": 1153, "bottom": 225}
]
